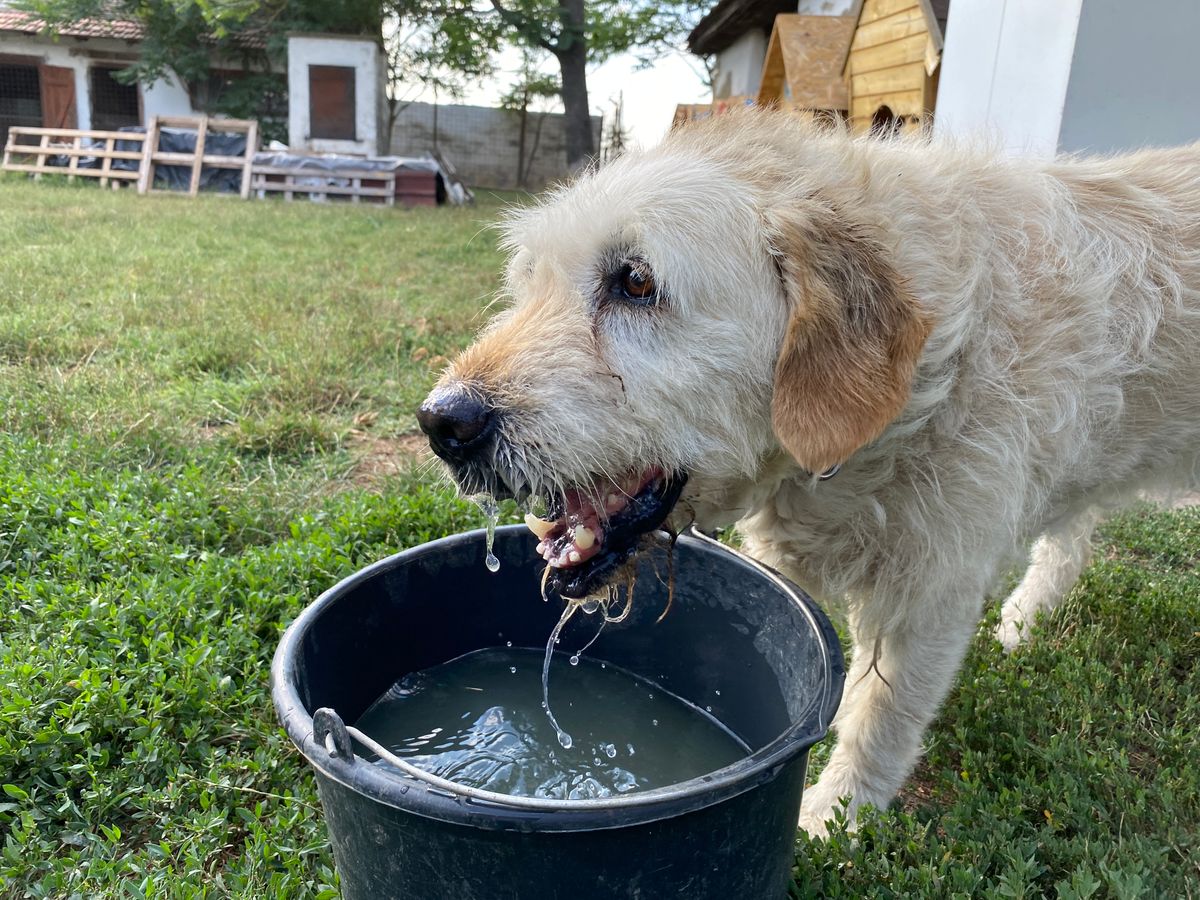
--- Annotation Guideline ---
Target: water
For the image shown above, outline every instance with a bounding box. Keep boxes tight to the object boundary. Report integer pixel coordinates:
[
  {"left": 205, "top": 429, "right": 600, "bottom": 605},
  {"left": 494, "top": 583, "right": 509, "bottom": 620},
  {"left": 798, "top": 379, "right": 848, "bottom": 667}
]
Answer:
[
  {"left": 354, "top": 647, "right": 748, "bottom": 800},
  {"left": 476, "top": 496, "right": 500, "bottom": 572}
]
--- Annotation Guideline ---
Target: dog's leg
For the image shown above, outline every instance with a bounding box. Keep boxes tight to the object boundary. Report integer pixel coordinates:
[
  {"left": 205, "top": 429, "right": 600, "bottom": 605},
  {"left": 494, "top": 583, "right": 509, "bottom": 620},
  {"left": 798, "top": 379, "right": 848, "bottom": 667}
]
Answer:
[
  {"left": 798, "top": 596, "right": 982, "bottom": 836},
  {"left": 995, "top": 504, "right": 1102, "bottom": 652}
]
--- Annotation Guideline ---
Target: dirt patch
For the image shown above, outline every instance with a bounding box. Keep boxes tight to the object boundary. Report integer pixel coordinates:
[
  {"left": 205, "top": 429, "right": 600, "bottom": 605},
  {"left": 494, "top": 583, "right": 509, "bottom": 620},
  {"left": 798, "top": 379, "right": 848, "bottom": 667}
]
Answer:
[
  {"left": 346, "top": 431, "right": 432, "bottom": 486},
  {"left": 898, "top": 756, "right": 948, "bottom": 819}
]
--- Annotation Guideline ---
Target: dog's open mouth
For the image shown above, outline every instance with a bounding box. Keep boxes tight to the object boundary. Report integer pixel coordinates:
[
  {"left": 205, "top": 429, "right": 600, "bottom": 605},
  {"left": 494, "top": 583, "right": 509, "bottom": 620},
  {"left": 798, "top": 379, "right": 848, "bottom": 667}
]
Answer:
[{"left": 523, "top": 467, "right": 687, "bottom": 599}]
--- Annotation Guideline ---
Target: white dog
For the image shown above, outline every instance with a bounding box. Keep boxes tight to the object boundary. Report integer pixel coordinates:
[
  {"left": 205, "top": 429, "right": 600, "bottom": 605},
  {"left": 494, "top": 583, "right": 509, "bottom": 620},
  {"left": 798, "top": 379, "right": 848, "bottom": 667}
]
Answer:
[{"left": 417, "top": 111, "right": 1200, "bottom": 834}]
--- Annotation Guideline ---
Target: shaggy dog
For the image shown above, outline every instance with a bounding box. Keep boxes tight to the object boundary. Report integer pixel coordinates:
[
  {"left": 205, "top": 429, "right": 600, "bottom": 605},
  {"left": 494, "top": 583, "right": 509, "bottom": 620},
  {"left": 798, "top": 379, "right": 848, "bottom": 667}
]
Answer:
[{"left": 417, "top": 110, "right": 1200, "bottom": 834}]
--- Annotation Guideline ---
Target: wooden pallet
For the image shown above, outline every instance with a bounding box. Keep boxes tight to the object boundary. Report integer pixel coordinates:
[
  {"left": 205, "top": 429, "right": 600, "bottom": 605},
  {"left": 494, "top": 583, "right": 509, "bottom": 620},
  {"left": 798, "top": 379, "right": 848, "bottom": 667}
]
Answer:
[
  {"left": 138, "top": 115, "right": 260, "bottom": 198},
  {"left": 2, "top": 127, "right": 147, "bottom": 188},
  {"left": 251, "top": 165, "right": 398, "bottom": 205}
]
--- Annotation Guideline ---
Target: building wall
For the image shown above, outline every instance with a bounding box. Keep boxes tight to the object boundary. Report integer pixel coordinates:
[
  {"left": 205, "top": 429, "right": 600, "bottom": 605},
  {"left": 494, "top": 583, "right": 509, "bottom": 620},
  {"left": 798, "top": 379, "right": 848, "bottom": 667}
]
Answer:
[
  {"left": 935, "top": 0, "right": 1084, "bottom": 157},
  {"left": 0, "top": 31, "right": 223, "bottom": 131},
  {"left": 1059, "top": 0, "right": 1200, "bottom": 154},
  {"left": 389, "top": 101, "right": 601, "bottom": 191},
  {"left": 711, "top": 29, "right": 768, "bottom": 100},
  {"left": 287, "top": 34, "right": 385, "bottom": 156}
]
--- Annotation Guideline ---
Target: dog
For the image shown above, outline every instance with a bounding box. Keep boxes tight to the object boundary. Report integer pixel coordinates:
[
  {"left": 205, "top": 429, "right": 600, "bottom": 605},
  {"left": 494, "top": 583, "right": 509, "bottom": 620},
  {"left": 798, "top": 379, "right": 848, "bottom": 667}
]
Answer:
[{"left": 417, "top": 110, "right": 1200, "bottom": 834}]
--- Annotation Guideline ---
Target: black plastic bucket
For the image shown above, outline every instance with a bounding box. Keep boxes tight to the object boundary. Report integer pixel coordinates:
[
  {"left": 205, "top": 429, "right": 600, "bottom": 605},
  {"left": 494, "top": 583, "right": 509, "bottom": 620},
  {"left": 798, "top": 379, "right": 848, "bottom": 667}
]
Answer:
[{"left": 271, "top": 526, "right": 844, "bottom": 899}]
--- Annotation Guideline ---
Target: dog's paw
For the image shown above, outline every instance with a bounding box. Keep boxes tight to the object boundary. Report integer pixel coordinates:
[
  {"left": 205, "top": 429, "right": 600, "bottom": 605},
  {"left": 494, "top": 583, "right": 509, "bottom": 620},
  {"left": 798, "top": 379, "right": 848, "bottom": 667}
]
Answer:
[
  {"left": 994, "top": 615, "right": 1027, "bottom": 653},
  {"left": 798, "top": 778, "right": 856, "bottom": 838}
]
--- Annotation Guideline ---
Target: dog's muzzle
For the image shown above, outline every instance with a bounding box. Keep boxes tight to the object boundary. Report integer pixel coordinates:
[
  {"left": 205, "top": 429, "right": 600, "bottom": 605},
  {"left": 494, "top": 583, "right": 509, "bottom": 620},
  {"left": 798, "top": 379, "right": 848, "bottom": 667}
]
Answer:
[{"left": 417, "top": 387, "right": 496, "bottom": 465}]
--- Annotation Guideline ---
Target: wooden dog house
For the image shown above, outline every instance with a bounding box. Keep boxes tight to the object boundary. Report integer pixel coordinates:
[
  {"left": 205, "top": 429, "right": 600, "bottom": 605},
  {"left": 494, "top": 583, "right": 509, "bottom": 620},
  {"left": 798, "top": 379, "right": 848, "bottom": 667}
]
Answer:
[
  {"left": 841, "top": 0, "right": 949, "bottom": 135},
  {"left": 755, "top": 15, "right": 856, "bottom": 124}
]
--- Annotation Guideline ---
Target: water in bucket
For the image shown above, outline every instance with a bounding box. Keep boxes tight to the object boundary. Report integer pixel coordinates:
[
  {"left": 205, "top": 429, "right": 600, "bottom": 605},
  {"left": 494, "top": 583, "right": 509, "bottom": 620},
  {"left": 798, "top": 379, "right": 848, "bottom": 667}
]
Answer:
[{"left": 354, "top": 647, "right": 748, "bottom": 799}]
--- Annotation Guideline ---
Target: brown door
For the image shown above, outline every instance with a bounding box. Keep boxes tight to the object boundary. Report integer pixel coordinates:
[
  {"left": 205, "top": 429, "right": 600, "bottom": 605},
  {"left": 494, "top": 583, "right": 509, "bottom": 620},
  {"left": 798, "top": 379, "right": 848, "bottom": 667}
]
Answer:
[
  {"left": 309, "top": 65, "right": 356, "bottom": 140},
  {"left": 39, "top": 65, "right": 77, "bottom": 129}
]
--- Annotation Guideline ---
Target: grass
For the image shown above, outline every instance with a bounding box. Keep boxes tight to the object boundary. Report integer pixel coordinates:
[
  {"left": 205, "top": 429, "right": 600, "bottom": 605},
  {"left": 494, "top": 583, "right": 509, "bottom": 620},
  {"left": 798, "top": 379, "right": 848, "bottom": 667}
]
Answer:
[{"left": 0, "top": 178, "right": 1197, "bottom": 898}]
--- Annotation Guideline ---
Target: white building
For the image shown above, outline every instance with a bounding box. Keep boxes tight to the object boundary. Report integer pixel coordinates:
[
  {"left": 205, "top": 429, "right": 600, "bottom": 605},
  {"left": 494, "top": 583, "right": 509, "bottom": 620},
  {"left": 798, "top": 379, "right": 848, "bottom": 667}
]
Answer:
[
  {"left": 286, "top": 34, "right": 387, "bottom": 157},
  {"left": 0, "top": 7, "right": 275, "bottom": 145},
  {"left": 936, "top": 0, "right": 1200, "bottom": 156}
]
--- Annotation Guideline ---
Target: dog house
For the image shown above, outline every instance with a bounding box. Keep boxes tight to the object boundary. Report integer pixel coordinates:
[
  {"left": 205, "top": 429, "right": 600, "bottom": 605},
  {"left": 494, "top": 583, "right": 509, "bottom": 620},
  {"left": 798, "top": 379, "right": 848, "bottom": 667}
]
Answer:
[
  {"left": 841, "top": 0, "right": 949, "bottom": 135},
  {"left": 755, "top": 14, "right": 855, "bottom": 124}
]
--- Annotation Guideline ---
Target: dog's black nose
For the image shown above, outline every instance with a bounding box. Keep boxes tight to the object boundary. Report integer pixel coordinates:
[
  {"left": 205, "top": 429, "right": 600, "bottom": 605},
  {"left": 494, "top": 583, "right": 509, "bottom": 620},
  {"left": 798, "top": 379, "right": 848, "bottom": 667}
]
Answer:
[{"left": 417, "top": 391, "right": 494, "bottom": 459}]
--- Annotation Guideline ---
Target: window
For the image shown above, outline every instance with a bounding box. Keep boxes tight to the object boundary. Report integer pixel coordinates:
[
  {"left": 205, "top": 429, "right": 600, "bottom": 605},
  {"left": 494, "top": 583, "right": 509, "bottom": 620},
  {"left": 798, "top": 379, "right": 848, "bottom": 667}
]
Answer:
[
  {"left": 0, "top": 63, "right": 42, "bottom": 148},
  {"left": 89, "top": 66, "right": 139, "bottom": 131},
  {"left": 308, "top": 65, "right": 356, "bottom": 140}
]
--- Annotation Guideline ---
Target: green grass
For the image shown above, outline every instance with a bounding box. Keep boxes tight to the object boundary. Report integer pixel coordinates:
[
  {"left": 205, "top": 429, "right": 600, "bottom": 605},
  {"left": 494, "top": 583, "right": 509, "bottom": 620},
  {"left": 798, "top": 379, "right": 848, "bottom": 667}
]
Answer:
[{"left": 1, "top": 179, "right": 1197, "bottom": 898}]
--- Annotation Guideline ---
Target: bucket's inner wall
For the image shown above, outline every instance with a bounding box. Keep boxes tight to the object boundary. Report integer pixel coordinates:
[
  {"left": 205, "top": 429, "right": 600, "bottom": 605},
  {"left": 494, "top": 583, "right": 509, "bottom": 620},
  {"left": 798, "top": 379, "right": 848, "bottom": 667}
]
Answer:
[{"left": 294, "top": 528, "right": 828, "bottom": 754}]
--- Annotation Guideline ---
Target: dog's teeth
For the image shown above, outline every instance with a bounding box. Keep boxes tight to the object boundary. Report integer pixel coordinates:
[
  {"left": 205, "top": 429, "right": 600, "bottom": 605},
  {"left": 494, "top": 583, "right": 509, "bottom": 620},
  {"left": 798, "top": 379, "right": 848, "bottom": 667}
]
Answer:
[
  {"left": 573, "top": 525, "right": 596, "bottom": 550},
  {"left": 536, "top": 541, "right": 546, "bottom": 554},
  {"left": 568, "top": 550, "right": 582, "bottom": 564},
  {"left": 524, "top": 513, "right": 557, "bottom": 540},
  {"left": 548, "top": 558, "right": 563, "bottom": 568}
]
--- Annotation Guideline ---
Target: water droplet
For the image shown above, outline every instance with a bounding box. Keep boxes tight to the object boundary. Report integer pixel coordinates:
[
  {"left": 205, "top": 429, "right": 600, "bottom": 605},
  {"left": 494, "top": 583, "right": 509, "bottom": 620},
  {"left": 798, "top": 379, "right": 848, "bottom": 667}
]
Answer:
[
  {"left": 581, "top": 598, "right": 600, "bottom": 615},
  {"left": 600, "top": 662, "right": 606, "bottom": 669},
  {"left": 715, "top": 690, "right": 721, "bottom": 696},
  {"left": 558, "top": 732, "right": 573, "bottom": 750},
  {"left": 706, "top": 705, "right": 713, "bottom": 713},
  {"left": 593, "top": 757, "right": 602, "bottom": 765},
  {"left": 509, "top": 667, "right": 517, "bottom": 674},
  {"left": 604, "top": 743, "right": 617, "bottom": 759},
  {"left": 569, "top": 654, "right": 580, "bottom": 666},
  {"left": 652, "top": 719, "right": 658, "bottom": 726},
  {"left": 476, "top": 496, "right": 501, "bottom": 572},
  {"left": 626, "top": 743, "right": 635, "bottom": 755},
  {"left": 505, "top": 641, "right": 512, "bottom": 647}
]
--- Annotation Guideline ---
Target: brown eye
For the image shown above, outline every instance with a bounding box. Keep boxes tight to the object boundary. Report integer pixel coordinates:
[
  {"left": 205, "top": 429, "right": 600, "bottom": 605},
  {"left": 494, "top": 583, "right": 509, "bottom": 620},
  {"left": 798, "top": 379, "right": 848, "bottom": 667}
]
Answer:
[{"left": 615, "top": 263, "right": 658, "bottom": 305}]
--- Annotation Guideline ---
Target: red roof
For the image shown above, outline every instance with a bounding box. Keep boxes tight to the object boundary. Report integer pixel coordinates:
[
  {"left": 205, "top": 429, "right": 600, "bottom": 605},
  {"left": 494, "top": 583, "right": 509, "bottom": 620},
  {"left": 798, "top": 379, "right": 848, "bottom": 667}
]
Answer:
[
  {"left": 0, "top": 8, "right": 267, "bottom": 48},
  {"left": 0, "top": 9, "right": 145, "bottom": 40}
]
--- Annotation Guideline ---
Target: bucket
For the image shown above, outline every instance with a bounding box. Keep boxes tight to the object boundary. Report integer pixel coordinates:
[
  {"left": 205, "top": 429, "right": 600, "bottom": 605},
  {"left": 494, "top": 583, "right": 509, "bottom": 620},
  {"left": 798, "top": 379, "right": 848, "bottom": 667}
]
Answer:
[{"left": 271, "top": 526, "right": 844, "bottom": 899}]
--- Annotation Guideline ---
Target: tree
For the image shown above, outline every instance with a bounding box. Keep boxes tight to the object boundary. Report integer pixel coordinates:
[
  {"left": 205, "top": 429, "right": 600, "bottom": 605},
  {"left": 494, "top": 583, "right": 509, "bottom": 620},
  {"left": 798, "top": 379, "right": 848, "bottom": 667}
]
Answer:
[
  {"left": 381, "top": 13, "right": 497, "bottom": 154},
  {"left": 389, "top": 0, "right": 705, "bottom": 170},
  {"left": 498, "top": 51, "right": 559, "bottom": 188}
]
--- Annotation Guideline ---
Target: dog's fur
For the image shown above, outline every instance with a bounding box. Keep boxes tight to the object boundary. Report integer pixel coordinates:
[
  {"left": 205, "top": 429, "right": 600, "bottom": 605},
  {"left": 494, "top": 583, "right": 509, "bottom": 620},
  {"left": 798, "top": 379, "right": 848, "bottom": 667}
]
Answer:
[{"left": 432, "top": 111, "right": 1200, "bottom": 833}]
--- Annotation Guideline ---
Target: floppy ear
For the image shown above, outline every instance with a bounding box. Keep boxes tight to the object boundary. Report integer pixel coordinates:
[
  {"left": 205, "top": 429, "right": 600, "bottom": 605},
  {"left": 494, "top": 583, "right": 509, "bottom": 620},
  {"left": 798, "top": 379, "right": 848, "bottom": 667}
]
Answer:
[{"left": 766, "top": 205, "right": 932, "bottom": 473}]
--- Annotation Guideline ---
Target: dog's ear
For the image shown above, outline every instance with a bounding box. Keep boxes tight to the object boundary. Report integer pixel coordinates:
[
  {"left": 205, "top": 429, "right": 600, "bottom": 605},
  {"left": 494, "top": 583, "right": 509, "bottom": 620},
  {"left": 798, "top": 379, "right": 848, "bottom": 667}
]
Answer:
[{"left": 766, "top": 204, "right": 931, "bottom": 473}]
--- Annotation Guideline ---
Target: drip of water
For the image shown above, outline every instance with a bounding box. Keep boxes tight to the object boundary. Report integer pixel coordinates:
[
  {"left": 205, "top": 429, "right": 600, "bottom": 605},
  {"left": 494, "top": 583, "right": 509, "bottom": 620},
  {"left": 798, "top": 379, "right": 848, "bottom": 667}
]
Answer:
[
  {"left": 475, "top": 496, "right": 501, "bottom": 572},
  {"left": 542, "top": 602, "right": 578, "bottom": 749}
]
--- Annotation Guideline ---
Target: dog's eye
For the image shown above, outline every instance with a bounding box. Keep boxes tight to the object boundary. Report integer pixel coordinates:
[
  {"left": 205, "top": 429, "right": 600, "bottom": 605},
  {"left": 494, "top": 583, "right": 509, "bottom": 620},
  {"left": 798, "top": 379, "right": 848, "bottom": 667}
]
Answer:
[{"left": 614, "top": 263, "right": 658, "bottom": 306}]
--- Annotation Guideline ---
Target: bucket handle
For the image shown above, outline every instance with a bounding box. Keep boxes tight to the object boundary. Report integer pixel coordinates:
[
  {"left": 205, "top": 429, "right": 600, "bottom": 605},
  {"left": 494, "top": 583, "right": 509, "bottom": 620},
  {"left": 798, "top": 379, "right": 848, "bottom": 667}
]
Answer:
[
  {"left": 309, "top": 705, "right": 735, "bottom": 812},
  {"left": 313, "top": 707, "right": 354, "bottom": 759}
]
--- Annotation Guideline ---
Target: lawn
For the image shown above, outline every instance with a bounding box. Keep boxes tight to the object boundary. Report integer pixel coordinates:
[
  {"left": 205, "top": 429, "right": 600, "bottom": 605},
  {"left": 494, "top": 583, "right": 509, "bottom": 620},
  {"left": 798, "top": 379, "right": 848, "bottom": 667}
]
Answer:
[{"left": 1, "top": 178, "right": 1197, "bottom": 898}]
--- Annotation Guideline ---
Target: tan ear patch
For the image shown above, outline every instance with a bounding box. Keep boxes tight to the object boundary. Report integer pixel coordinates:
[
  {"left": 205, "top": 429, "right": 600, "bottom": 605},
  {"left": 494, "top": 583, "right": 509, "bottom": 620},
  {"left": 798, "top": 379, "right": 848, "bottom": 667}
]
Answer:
[{"left": 768, "top": 207, "right": 932, "bottom": 473}]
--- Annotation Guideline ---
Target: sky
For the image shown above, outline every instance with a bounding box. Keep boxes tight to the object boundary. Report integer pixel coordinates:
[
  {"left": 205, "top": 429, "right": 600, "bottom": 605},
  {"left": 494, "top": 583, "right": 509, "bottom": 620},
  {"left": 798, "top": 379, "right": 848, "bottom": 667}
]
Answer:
[{"left": 407, "top": 46, "right": 712, "bottom": 151}]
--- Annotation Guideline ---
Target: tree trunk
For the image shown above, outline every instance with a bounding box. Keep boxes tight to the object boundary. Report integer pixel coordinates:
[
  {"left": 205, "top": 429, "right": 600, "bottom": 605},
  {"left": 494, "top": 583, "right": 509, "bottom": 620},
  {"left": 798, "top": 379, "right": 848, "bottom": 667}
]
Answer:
[{"left": 555, "top": 0, "right": 593, "bottom": 171}]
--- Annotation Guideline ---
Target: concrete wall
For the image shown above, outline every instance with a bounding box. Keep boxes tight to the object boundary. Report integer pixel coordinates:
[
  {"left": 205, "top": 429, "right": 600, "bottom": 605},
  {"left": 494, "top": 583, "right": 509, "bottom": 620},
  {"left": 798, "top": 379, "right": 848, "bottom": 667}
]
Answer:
[
  {"left": 389, "top": 101, "right": 601, "bottom": 191},
  {"left": 287, "top": 34, "right": 385, "bottom": 156},
  {"left": 712, "top": 29, "right": 768, "bottom": 99},
  {"left": 1059, "top": 0, "right": 1200, "bottom": 154},
  {"left": 935, "top": 0, "right": 1084, "bottom": 157},
  {"left": 0, "top": 32, "right": 196, "bottom": 129}
]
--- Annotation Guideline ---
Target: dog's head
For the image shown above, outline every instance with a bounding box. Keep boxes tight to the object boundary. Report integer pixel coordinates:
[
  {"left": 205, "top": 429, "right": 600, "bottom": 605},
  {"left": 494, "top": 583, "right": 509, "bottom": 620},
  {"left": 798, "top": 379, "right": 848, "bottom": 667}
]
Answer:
[{"left": 418, "top": 122, "right": 931, "bottom": 597}]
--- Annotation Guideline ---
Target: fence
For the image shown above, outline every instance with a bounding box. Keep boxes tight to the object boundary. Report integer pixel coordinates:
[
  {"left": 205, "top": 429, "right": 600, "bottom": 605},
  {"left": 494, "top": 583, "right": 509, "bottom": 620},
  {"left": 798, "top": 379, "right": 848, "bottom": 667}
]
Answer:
[{"left": 1, "top": 115, "right": 421, "bottom": 204}]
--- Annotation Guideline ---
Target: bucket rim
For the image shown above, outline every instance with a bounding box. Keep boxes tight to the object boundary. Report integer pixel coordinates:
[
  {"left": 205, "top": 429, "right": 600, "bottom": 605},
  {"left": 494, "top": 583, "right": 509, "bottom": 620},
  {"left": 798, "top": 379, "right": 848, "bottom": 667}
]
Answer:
[{"left": 271, "top": 525, "right": 845, "bottom": 831}]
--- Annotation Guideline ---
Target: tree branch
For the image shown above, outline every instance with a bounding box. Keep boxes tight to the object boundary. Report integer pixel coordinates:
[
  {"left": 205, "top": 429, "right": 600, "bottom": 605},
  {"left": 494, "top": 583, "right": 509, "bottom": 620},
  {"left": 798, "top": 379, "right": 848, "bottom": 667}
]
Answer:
[{"left": 488, "top": 0, "right": 559, "bottom": 54}]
